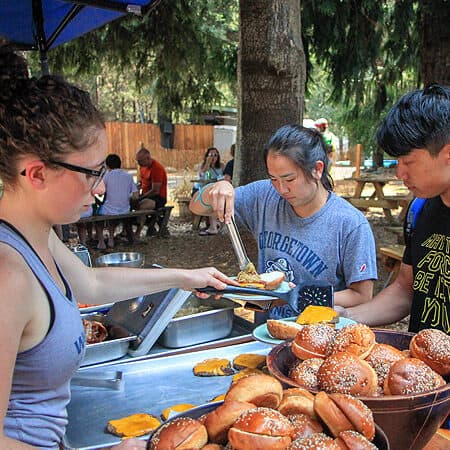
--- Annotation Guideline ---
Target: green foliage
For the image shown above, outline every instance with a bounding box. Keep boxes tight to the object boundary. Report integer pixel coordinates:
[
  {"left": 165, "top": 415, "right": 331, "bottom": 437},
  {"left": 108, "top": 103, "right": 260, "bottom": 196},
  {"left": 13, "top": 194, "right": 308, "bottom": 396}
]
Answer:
[
  {"left": 301, "top": 0, "right": 425, "bottom": 161},
  {"left": 36, "top": 0, "right": 443, "bottom": 166},
  {"left": 48, "top": 0, "right": 238, "bottom": 121}
]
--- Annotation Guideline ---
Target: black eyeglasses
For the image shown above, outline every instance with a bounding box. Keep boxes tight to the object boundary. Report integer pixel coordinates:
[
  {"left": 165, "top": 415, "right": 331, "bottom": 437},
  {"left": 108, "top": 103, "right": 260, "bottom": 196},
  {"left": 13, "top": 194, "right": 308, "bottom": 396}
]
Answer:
[{"left": 21, "top": 160, "right": 107, "bottom": 190}]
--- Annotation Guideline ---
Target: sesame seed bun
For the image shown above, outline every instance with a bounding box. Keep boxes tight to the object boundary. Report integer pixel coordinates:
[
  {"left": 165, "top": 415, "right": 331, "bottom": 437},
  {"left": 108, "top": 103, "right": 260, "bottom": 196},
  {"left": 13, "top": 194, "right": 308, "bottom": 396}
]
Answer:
[
  {"left": 148, "top": 417, "right": 207, "bottom": 449},
  {"left": 317, "top": 352, "right": 378, "bottom": 397},
  {"left": 383, "top": 357, "right": 446, "bottom": 395},
  {"left": 328, "top": 324, "right": 376, "bottom": 359},
  {"left": 338, "top": 430, "right": 378, "bottom": 449},
  {"left": 289, "top": 358, "right": 323, "bottom": 391},
  {"left": 225, "top": 374, "right": 283, "bottom": 409},
  {"left": 291, "top": 324, "right": 337, "bottom": 360},
  {"left": 313, "top": 391, "right": 355, "bottom": 438},
  {"left": 228, "top": 407, "right": 294, "bottom": 450},
  {"left": 278, "top": 387, "right": 316, "bottom": 418},
  {"left": 203, "top": 400, "right": 255, "bottom": 444},
  {"left": 365, "top": 343, "right": 404, "bottom": 391},
  {"left": 287, "top": 432, "right": 340, "bottom": 449},
  {"left": 329, "top": 393, "right": 375, "bottom": 441},
  {"left": 409, "top": 329, "right": 450, "bottom": 376}
]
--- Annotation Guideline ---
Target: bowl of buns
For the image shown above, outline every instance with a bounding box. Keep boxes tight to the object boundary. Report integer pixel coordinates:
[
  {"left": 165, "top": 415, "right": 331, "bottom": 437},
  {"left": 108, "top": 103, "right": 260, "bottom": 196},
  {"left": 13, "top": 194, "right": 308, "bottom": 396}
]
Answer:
[
  {"left": 267, "top": 326, "right": 450, "bottom": 450},
  {"left": 147, "top": 373, "right": 390, "bottom": 449}
]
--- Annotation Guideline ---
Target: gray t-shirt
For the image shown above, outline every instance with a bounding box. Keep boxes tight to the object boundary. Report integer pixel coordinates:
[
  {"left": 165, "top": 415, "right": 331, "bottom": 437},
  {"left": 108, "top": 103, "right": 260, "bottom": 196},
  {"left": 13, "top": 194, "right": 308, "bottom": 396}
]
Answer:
[
  {"left": 234, "top": 180, "right": 377, "bottom": 318},
  {"left": 99, "top": 168, "right": 138, "bottom": 215}
]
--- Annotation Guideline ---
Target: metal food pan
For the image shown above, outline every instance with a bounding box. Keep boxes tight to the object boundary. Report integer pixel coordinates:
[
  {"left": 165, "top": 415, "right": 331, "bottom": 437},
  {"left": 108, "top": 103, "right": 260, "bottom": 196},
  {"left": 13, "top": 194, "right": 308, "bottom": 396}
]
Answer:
[
  {"left": 81, "top": 313, "right": 136, "bottom": 367},
  {"left": 157, "top": 296, "right": 237, "bottom": 348}
]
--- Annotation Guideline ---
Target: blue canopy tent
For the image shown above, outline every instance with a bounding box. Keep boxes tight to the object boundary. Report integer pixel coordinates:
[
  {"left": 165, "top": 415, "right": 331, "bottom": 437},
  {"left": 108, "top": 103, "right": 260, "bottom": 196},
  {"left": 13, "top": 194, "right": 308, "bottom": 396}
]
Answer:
[{"left": 0, "top": 0, "right": 159, "bottom": 73}]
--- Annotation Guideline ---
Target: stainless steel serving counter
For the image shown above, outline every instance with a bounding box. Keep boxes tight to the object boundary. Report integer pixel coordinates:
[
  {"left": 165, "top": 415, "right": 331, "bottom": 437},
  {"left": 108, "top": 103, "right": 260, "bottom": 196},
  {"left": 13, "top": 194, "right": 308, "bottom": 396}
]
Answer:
[
  {"left": 80, "top": 315, "right": 255, "bottom": 369},
  {"left": 64, "top": 339, "right": 273, "bottom": 450}
]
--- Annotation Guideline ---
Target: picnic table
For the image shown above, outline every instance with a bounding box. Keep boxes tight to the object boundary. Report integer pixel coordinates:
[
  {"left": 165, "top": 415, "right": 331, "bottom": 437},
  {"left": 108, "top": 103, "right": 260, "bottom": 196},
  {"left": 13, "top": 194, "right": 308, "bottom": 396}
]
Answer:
[
  {"left": 344, "top": 176, "right": 412, "bottom": 221},
  {"left": 379, "top": 244, "right": 405, "bottom": 288}
]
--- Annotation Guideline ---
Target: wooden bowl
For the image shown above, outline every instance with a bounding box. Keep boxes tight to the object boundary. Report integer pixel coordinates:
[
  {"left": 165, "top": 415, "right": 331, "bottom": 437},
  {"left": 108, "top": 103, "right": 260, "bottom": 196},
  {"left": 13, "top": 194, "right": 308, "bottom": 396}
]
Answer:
[
  {"left": 267, "top": 328, "right": 450, "bottom": 450},
  {"left": 148, "top": 400, "right": 390, "bottom": 449}
]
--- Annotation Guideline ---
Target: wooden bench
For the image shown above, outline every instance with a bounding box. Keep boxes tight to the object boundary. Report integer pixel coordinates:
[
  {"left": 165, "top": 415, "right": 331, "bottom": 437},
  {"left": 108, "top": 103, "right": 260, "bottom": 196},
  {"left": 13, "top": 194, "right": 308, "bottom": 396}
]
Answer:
[
  {"left": 341, "top": 195, "right": 411, "bottom": 221},
  {"left": 343, "top": 195, "right": 410, "bottom": 210},
  {"left": 75, "top": 206, "right": 173, "bottom": 237},
  {"left": 379, "top": 244, "right": 405, "bottom": 288}
]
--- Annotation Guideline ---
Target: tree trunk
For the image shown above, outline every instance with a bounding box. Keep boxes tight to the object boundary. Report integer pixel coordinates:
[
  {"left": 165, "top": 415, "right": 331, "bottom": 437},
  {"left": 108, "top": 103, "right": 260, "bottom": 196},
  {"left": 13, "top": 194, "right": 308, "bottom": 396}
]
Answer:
[
  {"left": 419, "top": 0, "right": 450, "bottom": 85},
  {"left": 236, "top": 0, "right": 306, "bottom": 186}
]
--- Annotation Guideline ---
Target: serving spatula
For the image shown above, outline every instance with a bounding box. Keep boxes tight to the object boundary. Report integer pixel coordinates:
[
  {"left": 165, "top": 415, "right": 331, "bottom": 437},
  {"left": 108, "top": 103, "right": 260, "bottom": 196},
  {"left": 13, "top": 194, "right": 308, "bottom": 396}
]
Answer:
[{"left": 197, "top": 283, "right": 334, "bottom": 313}]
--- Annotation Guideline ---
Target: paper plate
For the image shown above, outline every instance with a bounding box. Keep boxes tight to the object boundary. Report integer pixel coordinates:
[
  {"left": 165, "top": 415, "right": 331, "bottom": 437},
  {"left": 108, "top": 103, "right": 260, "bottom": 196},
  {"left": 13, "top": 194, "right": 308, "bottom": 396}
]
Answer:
[{"left": 252, "top": 316, "right": 357, "bottom": 345}]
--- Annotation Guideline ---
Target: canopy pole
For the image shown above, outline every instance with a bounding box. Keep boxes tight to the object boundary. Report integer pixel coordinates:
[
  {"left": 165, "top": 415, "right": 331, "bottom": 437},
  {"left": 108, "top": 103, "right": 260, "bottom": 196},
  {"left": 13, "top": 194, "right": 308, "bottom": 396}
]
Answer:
[{"left": 32, "top": 0, "right": 50, "bottom": 75}]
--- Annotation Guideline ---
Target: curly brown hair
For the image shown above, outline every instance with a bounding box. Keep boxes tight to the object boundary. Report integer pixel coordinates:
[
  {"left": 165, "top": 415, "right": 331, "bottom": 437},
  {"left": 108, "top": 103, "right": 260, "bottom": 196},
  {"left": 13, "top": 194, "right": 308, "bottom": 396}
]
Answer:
[{"left": 0, "top": 37, "right": 104, "bottom": 187}]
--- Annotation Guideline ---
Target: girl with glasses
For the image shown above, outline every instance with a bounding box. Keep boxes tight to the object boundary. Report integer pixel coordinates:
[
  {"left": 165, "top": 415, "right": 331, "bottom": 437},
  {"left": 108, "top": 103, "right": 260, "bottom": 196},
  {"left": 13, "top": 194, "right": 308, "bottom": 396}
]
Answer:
[
  {"left": 199, "top": 147, "right": 224, "bottom": 182},
  {"left": 194, "top": 147, "right": 225, "bottom": 235},
  {"left": 0, "top": 39, "right": 235, "bottom": 450}
]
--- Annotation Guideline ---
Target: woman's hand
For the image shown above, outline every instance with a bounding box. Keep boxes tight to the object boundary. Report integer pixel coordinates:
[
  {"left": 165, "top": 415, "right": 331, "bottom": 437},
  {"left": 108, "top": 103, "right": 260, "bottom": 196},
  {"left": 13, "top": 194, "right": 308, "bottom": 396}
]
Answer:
[
  {"left": 205, "top": 180, "right": 235, "bottom": 224},
  {"left": 189, "top": 180, "right": 234, "bottom": 220},
  {"left": 179, "top": 267, "right": 238, "bottom": 297},
  {"left": 109, "top": 437, "right": 146, "bottom": 449}
]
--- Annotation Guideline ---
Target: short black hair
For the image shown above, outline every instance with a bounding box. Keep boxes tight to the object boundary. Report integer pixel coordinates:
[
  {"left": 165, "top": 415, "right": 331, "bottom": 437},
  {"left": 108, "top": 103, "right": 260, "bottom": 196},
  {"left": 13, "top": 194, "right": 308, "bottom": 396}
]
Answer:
[
  {"left": 106, "top": 154, "right": 121, "bottom": 169},
  {"left": 376, "top": 84, "right": 450, "bottom": 157}
]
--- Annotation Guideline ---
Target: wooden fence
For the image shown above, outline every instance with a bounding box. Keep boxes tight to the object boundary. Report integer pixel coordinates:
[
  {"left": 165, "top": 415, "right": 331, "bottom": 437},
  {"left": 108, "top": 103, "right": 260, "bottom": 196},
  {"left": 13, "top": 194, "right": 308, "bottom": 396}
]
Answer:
[{"left": 105, "top": 122, "right": 214, "bottom": 170}]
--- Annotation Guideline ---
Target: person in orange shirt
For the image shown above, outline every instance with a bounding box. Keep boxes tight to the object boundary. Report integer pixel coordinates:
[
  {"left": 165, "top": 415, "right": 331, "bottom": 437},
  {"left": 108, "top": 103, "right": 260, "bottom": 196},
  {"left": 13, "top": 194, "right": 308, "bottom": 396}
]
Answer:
[
  {"left": 135, "top": 145, "right": 168, "bottom": 237},
  {"left": 136, "top": 145, "right": 168, "bottom": 209}
]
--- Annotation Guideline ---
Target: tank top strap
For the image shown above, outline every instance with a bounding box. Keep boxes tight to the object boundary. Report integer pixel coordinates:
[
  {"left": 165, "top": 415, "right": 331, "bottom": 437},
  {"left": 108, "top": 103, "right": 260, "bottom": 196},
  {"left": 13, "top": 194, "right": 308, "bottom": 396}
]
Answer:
[{"left": 0, "top": 221, "right": 73, "bottom": 302}]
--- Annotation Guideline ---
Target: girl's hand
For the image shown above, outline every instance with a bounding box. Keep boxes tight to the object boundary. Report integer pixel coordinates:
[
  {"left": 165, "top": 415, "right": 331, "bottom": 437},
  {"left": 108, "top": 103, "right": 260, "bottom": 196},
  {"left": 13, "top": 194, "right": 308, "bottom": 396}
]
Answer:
[{"left": 334, "top": 305, "right": 349, "bottom": 318}]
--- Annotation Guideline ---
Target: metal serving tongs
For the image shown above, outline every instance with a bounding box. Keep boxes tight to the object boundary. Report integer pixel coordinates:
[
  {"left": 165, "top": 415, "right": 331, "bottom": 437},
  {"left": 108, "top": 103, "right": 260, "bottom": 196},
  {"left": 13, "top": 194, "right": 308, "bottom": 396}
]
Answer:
[
  {"left": 198, "top": 217, "right": 334, "bottom": 312},
  {"left": 226, "top": 215, "right": 252, "bottom": 271},
  {"left": 198, "top": 216, "right": 297, "bottom": 311}
]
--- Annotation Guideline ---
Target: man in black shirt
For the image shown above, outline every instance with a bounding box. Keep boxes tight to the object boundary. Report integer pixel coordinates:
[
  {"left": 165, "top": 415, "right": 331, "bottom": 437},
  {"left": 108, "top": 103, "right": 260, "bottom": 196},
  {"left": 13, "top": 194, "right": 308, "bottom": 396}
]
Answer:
[{"left": 339, "top": 84, "right": 450, "bottom": 334}]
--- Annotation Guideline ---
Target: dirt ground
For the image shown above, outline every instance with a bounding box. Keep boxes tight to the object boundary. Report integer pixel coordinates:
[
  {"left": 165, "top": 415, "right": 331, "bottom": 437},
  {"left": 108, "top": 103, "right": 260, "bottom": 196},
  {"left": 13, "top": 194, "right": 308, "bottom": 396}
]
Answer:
[{"left": 86, "top": 174, "right": 409, "bottom": 331}]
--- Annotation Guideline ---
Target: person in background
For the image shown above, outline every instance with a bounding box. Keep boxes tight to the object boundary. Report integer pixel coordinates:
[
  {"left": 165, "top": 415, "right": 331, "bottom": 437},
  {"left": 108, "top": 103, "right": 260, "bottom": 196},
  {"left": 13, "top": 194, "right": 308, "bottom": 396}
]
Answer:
[
  {"left": 76, "top": 179, "right": 105, "bottom": 246},
  {"left": 336, "top": 84, "right": 450, "bottom": 335},
  {"left": 95, "top": 154, "right": 139, "bottom": 249},
  {"left": 191, "top": 124, "right": 377, "bottom": 321},
  {"left": 315, "top": 117, "right": 337, "bottom": 168},
  {"left": 77, "top": 203, "right": 95, "bottom": 246},
  {"left": 223, "top": 143, "right": 235, "bottom": 182},
  {"left": 0, "top": 39, "right": 235, "bottom": 450},
  {"left": 192, "top": 147, "right": 224, "bottom": 194},
  {"left": 134, "top": 144, "right": 168, "bottom": 238},
  {"left": 315, "top": 118, "right": 334, "bottom": 147},
  {"left": 195, "top": 147, "right": 225, "bottom": 236}
]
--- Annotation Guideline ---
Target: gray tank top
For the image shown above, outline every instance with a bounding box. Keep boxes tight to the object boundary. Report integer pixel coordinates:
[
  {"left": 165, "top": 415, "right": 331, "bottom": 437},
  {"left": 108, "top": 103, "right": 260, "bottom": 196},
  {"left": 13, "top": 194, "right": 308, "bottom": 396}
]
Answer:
[{"left": 0, "top": 222, "right": 85, "bottom": 449}]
